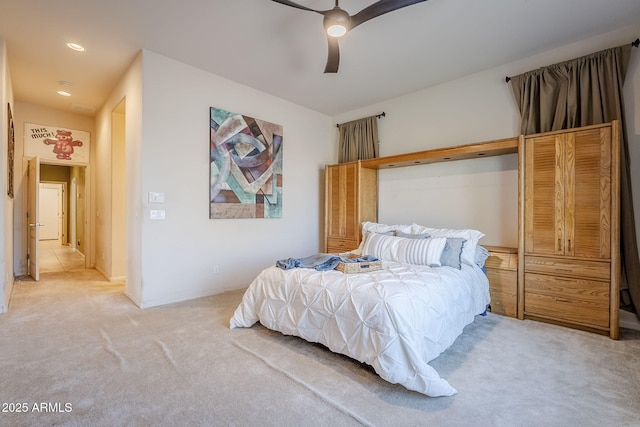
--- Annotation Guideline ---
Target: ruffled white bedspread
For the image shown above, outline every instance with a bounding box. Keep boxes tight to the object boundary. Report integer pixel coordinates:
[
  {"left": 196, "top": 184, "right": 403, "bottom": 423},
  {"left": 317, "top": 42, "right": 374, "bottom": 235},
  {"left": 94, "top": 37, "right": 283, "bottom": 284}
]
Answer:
[{"left": 230, "top": 261, "right": 490, "bottom": 397}]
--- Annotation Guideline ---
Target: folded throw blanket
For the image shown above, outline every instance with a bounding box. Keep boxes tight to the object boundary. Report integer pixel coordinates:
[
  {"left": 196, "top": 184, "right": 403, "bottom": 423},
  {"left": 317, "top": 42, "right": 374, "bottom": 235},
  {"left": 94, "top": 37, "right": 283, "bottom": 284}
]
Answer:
[{"left": 276, "top": 253, "right": 379, "bottom": 271}]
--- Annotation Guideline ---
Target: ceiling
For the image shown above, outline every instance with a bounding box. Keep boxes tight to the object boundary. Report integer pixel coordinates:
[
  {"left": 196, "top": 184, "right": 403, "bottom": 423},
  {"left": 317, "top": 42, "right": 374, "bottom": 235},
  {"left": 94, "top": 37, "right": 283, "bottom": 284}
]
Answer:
[{"left": 2, "top": 0, "right": 640, "bottom": 117}]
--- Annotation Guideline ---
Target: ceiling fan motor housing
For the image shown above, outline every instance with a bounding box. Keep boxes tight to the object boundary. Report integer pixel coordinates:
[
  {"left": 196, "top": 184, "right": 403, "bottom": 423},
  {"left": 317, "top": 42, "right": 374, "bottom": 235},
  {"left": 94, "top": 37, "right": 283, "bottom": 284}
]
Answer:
[{"left": 323, "top": 7, "right": 351, "bottom": 37}]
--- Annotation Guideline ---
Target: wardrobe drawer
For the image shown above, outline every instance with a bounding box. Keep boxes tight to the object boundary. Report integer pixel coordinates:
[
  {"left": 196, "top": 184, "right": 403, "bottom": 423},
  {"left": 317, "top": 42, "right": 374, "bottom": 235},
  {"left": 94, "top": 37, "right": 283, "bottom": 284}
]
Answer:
[
  {"left": 327, "top": 237, "right": 359, "bottom": 253},
  {"left": 524, "top": 273, "right": 610, "bottom": 328},
  {"left": 524, "top": 256, "right": 610, "bottom": 280}
]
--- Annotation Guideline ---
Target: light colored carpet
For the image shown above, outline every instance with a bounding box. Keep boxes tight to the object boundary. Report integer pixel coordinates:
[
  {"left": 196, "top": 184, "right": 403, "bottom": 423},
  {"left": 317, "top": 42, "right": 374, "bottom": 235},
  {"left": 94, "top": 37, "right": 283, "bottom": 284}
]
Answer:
[{"left": 1, "top": 269, "right": 639, "bottom": 426}]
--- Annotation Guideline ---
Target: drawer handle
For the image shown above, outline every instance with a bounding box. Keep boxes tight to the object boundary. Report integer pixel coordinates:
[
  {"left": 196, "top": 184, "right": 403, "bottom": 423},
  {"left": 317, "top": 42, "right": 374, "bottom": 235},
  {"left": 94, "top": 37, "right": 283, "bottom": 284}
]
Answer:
[{"left": 555, "top": 268, "right": 572, "bottom": 273}]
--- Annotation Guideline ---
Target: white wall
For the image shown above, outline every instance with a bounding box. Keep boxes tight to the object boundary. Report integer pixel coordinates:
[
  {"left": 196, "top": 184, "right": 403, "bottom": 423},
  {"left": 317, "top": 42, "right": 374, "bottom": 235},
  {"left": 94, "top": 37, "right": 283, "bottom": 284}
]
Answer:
[
  {"left": 332, "top": 23, "right": 640, "bottom": 249},
  {"left": 97, "top": 50, "right": 333, "bottom": 308},
  {"left": 1, "top": 38, "right": 14, "bottom": 313}
]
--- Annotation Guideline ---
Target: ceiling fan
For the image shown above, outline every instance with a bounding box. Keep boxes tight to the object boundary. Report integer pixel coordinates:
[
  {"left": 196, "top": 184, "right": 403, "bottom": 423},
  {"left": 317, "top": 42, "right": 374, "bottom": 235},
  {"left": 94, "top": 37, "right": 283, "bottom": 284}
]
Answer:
[{"left": 271, "top": 0, "right": 428, "bottom": 73}]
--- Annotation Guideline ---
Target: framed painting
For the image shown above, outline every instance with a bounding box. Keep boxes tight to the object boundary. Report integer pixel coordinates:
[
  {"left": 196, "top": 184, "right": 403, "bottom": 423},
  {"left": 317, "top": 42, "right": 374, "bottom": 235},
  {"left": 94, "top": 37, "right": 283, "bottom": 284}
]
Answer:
[
  {"left": 7, "top": 103, "right": 14, "bottom": 198},
  {"left": 209, "top": 107, "right": 283, "bottom": 219}
]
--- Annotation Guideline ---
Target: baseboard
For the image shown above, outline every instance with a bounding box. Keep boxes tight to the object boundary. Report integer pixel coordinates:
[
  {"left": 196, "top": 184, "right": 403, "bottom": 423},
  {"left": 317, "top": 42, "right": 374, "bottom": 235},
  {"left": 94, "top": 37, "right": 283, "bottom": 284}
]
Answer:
[
  {"left": 124, "top": 289, "right": 143, "bottom": 308},
  {"left": 93, "top": 266, "right": 125, "bottom": 283},
  {"left": 137, "top": 288, "right": 226, "bottom": 309},
  {"left": 2, "top": 275, "right": 15, "bottom": 314},
  {"left": 619, "top": 309, "right": 640, "bottom": 331},
  {"left": 94, "top": 265, "right": 108, "bottom": 280}
]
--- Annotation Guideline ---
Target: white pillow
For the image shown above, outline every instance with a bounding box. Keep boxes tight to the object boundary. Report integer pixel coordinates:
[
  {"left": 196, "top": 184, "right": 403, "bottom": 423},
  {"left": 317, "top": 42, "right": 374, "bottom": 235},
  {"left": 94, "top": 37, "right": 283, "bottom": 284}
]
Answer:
[
  {"left": 362, "top": 221, "right": 413, "bottom": 235},
  {"left": 411, "top": 224, "right": 485, "bottom": 266},
  {"left": 354, "top": 222, "right": 414, "bottom": 255},
  {"left": 362, "top": 233, "right": 447, "bottom": 266}
]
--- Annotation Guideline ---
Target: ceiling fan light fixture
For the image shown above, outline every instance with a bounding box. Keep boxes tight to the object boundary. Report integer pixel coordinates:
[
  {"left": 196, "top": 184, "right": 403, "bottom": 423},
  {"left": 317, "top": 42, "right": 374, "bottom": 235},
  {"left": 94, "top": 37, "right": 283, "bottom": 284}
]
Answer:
[
  {"left": 66, "top": 42, "right": 85, "bottom": 52},
  {"left": 326, "top": 23, "right": 347, "bottom": 37},
  {"left": 323, "top": 8, "right": 350, "bottom": 38}
]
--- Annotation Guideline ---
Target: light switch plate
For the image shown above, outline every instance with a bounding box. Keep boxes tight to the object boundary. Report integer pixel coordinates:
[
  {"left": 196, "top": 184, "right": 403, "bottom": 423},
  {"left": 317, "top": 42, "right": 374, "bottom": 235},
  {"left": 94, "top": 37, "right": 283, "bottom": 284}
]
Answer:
[
  {"left": 150, "top": 210, "right": 166, "bottom": 220},
  {"left": 148, "top": 192, "right": 165, "bottom": 203}
]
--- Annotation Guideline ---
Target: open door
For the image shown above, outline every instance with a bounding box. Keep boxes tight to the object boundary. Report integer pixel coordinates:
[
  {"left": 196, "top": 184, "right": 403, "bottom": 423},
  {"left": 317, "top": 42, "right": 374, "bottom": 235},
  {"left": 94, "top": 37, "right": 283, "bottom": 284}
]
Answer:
[{"left": 27, "top": 157, "right": 41, "bottom": 281}]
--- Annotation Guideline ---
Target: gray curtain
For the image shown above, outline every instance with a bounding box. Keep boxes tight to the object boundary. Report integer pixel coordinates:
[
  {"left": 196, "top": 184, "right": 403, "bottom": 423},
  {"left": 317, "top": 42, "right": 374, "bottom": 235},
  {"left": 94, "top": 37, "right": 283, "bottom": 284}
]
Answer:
[
  {"left": 338, "top": 116, "right": 379, "bottom": 163},
  {"left": 510, "top": 43, "right": 640, "bottom": 319}
]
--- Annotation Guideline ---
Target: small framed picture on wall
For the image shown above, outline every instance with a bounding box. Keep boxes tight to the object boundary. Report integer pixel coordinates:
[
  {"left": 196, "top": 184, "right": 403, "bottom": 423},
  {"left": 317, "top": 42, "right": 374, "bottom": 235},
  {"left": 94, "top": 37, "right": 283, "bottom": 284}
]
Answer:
[{"left": 7, "top": 103, "right": 14, "bottom": 198}]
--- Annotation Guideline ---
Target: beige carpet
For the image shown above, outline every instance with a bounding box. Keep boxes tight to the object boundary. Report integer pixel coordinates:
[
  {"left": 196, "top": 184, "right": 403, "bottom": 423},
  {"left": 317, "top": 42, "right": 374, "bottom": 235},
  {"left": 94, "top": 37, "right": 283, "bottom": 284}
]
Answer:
[{"left": 1, "top": 269, "right": 640, "bottom": 426}]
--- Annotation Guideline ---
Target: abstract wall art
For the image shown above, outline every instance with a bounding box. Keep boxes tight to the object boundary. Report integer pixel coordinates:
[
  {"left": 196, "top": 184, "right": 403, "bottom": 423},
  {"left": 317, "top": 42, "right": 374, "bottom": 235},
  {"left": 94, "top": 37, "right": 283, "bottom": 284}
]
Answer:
[{"left": 209, "top": 107, "right": 283, "bottom": 219}]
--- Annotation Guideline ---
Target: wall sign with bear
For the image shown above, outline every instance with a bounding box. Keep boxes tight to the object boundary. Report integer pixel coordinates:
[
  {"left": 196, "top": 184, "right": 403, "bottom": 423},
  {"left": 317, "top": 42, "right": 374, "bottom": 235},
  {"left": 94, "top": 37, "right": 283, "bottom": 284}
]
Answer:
[{"left": 24, "top": 122, "right": 90, "bottom": 164}]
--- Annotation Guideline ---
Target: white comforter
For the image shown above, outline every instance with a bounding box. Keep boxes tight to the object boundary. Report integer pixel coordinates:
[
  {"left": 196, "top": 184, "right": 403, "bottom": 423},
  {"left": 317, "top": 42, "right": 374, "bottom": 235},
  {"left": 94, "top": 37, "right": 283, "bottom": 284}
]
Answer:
[{"left": 230, "top": 261, "right": 490, "bottom": 397}]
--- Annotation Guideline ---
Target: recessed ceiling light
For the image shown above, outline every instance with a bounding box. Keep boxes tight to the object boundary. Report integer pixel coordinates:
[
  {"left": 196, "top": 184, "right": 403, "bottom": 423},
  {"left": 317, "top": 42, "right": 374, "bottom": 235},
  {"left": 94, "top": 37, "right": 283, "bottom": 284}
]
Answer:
[
  {"left": 66, "top": 42, "right": 85, "bottom": 52},
  {"left": 57, "top": 90, "right": 71, "bottom": 97}
]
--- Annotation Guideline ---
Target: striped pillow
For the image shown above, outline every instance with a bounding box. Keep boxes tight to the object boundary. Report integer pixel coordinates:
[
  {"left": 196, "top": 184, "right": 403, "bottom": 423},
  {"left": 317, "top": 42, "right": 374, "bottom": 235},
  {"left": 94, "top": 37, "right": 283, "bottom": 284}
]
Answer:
[{"left": 362, "top": 233, "right": 447, "bottom": 266}]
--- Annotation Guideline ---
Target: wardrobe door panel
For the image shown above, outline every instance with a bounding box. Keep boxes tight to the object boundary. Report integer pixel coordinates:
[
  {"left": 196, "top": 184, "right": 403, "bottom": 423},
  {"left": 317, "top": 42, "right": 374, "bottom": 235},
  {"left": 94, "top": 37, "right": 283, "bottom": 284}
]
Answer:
[
  {"left": 525, "top": 135, "right": 562, "bottom": 256},
  {"left": 571, "top": 128, "right": 611, "bottom": 259},
  {"left": 326, "top": 163, "right": 359, "bottom": 241}
]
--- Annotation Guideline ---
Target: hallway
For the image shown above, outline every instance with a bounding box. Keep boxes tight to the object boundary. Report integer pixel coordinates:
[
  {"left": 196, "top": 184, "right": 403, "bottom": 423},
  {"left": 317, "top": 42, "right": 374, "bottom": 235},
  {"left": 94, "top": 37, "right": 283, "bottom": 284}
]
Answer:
[{"left": 39, "top": 240, "right": 86, "bottom": 273}]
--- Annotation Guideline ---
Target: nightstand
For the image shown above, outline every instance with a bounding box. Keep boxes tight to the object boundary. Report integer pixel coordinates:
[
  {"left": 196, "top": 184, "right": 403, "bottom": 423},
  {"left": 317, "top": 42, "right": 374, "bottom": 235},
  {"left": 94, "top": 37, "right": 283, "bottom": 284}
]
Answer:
[{"left": 484, "top": 246, "right": 518, "bottom": 318}]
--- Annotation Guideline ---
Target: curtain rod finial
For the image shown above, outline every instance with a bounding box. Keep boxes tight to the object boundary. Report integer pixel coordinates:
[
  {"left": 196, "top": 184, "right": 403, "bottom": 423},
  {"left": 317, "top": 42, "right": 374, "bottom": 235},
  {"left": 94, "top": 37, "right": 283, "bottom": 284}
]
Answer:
[
  {"left": 505, "top": 76, "right": 511, "bottom": 83},
  {"left": 632, "top": 38, "right": 640, "bottom": 48}
]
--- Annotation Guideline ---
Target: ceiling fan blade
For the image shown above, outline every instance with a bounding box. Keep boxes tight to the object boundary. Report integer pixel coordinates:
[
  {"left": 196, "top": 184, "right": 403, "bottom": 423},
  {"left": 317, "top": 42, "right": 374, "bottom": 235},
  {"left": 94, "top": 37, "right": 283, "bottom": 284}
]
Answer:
[
  {"left": 323, "top": 37, "right": 340, "bottom": 73},
  {"left": 270, "top": 0, "right": 326, "bottom": 15},
  {"left": 350, "top": 0, "right": 428, "bottom": 29}
]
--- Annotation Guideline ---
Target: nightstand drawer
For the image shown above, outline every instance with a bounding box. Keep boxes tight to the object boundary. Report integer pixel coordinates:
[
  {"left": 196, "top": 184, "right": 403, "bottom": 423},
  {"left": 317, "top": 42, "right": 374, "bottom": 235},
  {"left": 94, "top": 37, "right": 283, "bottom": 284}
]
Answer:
[
  {"left": 524, "top": 256, "right": 610, "bottom": 280},
  {"left": 486, "top": 268, "right": 516, "bottom": 293},
  {"left": 489, "top": 290, "right": 518, "bottom": 318},
  {"left": 485, "top": 251, "right": 517, "bottom": 271},
  {"left": 486, "top": 268, "right": 517, "bottom": 317}
]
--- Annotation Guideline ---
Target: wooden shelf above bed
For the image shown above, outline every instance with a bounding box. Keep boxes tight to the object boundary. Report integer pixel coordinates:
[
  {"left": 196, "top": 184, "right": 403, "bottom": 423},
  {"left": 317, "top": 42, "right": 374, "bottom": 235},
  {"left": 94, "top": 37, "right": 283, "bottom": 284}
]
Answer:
[{"left": 359, "top": 137, "right": 519, "bottom": 170}]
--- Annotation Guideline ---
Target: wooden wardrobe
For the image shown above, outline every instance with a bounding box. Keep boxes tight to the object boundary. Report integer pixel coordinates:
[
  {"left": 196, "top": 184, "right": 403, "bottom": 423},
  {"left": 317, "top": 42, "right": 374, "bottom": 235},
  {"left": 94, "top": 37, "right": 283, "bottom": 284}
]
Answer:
[
  {"left": 324, "top": 161, "right": 378, "bottom": 253},
  {"left": 518, "top": 121, "right": 620, "bottom": 339}
]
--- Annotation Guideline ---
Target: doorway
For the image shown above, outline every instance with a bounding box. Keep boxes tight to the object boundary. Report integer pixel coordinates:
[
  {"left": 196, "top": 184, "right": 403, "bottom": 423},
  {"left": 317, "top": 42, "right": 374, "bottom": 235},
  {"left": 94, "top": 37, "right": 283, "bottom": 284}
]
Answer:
[
  {"left": 38, "top": 182, "right": 65, "bottom": 241},
  {"left": 27, "top": 162, "right": 88, "bottom": 280}
]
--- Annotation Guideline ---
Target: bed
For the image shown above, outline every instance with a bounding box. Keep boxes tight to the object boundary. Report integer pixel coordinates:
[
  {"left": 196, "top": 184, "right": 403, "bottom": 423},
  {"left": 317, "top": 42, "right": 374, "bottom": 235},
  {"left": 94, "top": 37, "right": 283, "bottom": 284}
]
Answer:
[{"left": 230, "top": 222, "right": 491, "bottom": 397}]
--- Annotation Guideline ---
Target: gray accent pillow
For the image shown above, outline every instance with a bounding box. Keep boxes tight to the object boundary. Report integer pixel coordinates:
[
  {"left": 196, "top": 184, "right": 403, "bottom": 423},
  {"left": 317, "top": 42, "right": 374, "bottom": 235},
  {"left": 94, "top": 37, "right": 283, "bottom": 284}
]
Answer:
[{"left": 440, "top": 238, "right": 465, "bottom": 269}]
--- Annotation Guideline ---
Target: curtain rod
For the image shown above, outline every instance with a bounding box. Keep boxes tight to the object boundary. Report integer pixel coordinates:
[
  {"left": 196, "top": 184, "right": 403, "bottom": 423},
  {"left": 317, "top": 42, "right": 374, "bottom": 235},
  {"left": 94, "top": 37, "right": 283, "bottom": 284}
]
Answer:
[
  {"left": 336, "top": 112, "right": 385, "bottom": 128},
  {"left": 504, "top": 38, "right": 640, "bottom": 83}
]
